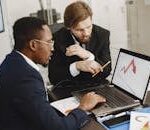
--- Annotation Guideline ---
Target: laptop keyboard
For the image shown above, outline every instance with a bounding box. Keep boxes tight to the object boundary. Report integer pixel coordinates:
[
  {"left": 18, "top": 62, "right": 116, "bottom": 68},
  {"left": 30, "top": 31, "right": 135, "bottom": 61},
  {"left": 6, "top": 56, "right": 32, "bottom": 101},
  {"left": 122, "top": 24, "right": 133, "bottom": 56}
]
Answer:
[{"left": 95, "top": 86, "right": 135, "bottom": 108}]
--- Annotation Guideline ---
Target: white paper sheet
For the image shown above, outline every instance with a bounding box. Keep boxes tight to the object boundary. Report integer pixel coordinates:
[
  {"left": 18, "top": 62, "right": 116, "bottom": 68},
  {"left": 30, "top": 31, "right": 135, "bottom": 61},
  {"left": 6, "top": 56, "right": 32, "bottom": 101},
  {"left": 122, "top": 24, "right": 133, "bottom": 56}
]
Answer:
[
  {"left": 50, "top": 97, "right": 79, "bottom": 116},
  {"left": 129, "top": 111, "right": 150, "bottom": 130}
]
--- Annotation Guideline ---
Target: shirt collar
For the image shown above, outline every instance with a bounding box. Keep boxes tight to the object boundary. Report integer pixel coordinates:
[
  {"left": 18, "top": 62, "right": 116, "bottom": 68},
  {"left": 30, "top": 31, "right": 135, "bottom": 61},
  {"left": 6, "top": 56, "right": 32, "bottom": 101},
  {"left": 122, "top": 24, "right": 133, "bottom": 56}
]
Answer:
[{"left": 16, "top": 51, "right": 40, "bottom": 71}]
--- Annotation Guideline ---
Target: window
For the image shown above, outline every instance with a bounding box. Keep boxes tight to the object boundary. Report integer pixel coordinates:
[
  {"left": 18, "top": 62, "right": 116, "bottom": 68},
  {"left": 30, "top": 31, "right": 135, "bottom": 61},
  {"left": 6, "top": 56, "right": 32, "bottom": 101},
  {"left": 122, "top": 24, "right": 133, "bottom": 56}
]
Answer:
[{"left": 0, "top": 0, "right": 4, "bottom": 32}]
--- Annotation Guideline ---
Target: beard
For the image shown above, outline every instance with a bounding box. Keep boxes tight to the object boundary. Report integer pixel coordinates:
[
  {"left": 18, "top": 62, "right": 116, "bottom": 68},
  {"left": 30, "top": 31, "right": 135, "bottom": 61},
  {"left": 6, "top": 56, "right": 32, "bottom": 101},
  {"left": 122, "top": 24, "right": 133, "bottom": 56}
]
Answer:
[{"left": 78, "top": 35, "right": 91, "bottom": 44}]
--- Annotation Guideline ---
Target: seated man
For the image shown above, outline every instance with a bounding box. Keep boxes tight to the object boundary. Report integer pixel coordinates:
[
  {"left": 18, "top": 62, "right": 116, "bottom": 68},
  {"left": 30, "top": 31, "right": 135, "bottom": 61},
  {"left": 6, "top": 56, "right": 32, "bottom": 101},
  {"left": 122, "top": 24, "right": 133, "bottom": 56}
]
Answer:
[
  {"left": 0, "top": 17, "right": 106, "bottom": 130},
  {"left": 48, "top": 1, "right": 112, "bottom": 86}
]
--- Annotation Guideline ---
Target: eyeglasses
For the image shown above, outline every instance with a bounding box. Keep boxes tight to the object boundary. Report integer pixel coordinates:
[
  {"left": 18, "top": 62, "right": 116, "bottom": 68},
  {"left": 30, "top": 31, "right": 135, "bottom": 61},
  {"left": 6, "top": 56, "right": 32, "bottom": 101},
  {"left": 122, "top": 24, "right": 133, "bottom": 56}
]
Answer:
[{"left": 34, "top": 39, "right": 54, "bottom": 47}]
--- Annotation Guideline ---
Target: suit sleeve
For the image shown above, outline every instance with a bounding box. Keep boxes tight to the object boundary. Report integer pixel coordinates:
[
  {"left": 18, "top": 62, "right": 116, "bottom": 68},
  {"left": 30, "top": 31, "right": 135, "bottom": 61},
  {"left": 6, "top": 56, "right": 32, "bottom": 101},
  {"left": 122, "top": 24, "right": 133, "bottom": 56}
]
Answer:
[
  {"left": 94, "top": 30, "right": 112, "bottom": 79},
  {"left": 48, "top": 42, "right": 74, "bottom": 85},
  {"left": 48, "top": 30, "right": 78, "bottom": 85},
  {"left": 12, "top": 72, "right": 89, "bottom": 130}
]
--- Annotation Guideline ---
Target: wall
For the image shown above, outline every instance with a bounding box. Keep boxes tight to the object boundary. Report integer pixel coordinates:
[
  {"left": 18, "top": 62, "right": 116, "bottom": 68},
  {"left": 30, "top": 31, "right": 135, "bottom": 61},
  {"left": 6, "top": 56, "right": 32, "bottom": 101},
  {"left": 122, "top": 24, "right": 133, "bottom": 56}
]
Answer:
[
  {"left": 5, "top": 0, "right": 41, "bottom": 26},
  {"left": 127, "top": 0, "right": 150, "bottom": 56},
  {"left": 91, "top": 0, "right": 128, "bottom": 49},
  {"left": 0, "top": 0, "right": 42, "bottom": 64},
  {"left": 0, "top": 0, "right": 12, "bottom": 64}
]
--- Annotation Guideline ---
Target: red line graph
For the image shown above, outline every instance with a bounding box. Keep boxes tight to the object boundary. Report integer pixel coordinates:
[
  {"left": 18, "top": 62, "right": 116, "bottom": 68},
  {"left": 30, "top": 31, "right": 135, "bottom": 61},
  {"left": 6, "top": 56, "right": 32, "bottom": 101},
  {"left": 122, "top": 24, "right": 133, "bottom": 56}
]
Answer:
[{"left": 121, "top": 59, "right": 136, "bottom": 74}]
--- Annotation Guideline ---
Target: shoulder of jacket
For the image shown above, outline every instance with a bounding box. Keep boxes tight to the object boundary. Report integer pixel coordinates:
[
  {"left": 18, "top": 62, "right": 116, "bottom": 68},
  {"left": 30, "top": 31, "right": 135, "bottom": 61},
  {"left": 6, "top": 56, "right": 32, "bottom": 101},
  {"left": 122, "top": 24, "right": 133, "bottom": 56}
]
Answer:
[
  {"left": 54, "top": 27, "right": 70, "bottom": 36},
  {"left": 93, "top": 24, "right": 110, "bottom": 34}
]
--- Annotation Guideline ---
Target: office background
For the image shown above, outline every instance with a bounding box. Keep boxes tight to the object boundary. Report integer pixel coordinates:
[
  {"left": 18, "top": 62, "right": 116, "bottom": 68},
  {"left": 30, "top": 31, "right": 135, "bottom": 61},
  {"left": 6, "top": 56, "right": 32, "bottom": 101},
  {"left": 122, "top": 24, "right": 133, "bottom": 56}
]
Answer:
[{"left": 0, "top": 0, "right": 150, "bottom": 86}]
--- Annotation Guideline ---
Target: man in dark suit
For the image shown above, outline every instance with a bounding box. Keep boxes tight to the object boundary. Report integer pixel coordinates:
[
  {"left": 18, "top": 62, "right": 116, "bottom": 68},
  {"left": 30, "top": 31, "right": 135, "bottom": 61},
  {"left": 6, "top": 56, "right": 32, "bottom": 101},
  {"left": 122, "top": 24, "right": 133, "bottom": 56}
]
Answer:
[
  {"left": 48, "top": 1, "right": 112, "bottom": 86},
  {"left": 0, "top": 17, "right": 106, "bottom": 130}
]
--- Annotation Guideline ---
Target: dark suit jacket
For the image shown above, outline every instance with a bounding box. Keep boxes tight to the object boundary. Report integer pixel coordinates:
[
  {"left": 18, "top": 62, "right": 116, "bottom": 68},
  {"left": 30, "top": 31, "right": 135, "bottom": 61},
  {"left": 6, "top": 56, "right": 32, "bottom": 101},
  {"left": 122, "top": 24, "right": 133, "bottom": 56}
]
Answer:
[
  {"left": 48, "top": 25, "right": 112, "bottom": 85},
  {"left": 0, "top": 51, "right": 89, "bottom": 130}
]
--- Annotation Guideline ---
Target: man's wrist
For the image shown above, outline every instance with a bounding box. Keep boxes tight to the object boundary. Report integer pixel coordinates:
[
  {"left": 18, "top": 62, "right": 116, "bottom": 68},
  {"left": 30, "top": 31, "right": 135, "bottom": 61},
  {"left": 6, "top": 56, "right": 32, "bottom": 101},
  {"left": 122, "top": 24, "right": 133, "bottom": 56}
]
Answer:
[{"left": 78, "top": 104, "right": 88, "bottom": 111}]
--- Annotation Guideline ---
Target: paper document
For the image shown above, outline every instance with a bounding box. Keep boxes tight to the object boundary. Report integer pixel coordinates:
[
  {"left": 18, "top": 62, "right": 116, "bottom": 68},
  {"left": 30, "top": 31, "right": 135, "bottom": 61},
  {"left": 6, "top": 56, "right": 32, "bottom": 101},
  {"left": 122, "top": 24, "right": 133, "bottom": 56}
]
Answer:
[
  {"left": 51, "top": 97, "right": 79, "bottom": 116},
  {"left": 129, "top": 111, "right": 150, "bottom": 130}
]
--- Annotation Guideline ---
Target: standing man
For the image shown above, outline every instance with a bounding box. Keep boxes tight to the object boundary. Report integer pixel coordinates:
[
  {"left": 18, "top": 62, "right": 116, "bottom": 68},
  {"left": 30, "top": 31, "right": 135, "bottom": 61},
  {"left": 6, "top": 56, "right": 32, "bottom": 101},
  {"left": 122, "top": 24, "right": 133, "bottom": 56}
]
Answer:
[
  {"left": 0, "top": 17, "right": 106, "bottom": 130},
  {"left": 48, "top": 1, "right": 112, "bottom": 86}
]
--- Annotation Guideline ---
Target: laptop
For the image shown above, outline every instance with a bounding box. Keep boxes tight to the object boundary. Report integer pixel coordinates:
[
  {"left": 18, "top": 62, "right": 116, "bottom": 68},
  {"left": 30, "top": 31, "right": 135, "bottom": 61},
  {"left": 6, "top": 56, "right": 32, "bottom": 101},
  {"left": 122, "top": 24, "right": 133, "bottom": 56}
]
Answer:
[{"left": 72, "top": 48, "right": 150, "bottom": 117}]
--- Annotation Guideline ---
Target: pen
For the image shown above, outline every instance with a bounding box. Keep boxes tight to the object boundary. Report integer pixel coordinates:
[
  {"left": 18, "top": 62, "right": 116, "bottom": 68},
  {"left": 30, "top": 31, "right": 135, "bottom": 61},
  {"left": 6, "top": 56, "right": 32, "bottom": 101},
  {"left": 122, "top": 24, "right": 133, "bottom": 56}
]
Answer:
[
  {"left": 114, "top": 112, "right": 127, "bottom": 118},
  {"left": 92, "top": 61, "right": 111, "bottom": 77},
  {"left": 97, "top": 114, "right": 114, "bottom": 122}
]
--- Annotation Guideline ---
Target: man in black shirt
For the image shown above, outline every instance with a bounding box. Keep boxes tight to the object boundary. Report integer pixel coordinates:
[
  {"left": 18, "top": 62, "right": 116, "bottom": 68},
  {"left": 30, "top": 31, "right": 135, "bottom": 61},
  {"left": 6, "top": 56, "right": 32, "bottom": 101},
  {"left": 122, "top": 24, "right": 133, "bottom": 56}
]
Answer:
[{"left": 48, "top": 1, "right": 112, "bottom": 86}]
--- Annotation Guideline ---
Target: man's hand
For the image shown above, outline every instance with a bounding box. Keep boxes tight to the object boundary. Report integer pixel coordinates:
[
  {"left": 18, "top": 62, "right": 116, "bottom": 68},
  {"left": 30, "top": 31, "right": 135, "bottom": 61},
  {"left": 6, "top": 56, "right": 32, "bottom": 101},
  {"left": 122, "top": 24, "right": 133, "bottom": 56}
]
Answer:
[
  {"left": 65, "top": 44, "right": 92, "bottom": 60},
  {"left": 76, "top": 60, "right": 103, "bottom": 74},
  {"left": 78, "top": 92, "right": 106, "bottom": 111}
]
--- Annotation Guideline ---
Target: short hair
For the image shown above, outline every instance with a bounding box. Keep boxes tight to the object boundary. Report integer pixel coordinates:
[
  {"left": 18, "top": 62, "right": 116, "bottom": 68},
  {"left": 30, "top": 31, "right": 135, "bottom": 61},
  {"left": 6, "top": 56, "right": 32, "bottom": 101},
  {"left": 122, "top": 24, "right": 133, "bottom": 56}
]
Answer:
[
  {"left": 13, "top": 17, "right": 47, "bottom": 50},
  {"left": 64, "top": 1, "right": 93, "bottom": 28}
]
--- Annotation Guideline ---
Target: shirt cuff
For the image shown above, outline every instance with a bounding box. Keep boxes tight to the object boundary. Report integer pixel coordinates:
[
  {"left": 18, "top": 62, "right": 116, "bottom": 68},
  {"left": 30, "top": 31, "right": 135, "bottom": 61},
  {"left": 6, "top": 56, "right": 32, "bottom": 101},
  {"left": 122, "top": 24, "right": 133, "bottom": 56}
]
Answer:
[
  {"left": 70, "top": 108, "right": 90, "bottom": 128},
  {"left": 86, "top": 53, "right": 95, "bottom": 61},
  {"left": 69, "top": 62, "right": 80, "bottom": 77}
]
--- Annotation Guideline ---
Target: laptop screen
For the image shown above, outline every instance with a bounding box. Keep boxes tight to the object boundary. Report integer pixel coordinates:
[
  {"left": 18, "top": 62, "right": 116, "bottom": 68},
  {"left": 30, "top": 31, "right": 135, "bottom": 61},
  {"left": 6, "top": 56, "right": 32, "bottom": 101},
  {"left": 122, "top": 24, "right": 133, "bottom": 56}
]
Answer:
[{"left": 112, "top": 49, "right": 150, "bottom": 100}]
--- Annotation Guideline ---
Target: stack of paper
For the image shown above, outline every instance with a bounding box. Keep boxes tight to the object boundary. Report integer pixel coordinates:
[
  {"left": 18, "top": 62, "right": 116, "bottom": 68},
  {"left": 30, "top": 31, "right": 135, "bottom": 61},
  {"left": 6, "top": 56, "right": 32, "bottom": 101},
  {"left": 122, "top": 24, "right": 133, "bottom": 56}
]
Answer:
[
  {"left": 129, "top": 111, "right": 150, "bottom": 130},
  {"left": 50, "top": 97, "right": 79, "bottom": 116}
]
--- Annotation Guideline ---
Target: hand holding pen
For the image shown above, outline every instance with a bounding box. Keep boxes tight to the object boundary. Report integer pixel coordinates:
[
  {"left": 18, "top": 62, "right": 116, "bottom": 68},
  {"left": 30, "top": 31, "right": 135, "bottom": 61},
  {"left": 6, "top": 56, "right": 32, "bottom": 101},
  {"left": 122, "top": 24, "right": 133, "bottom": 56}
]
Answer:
[{"left": 92, "top": 61, "right": 111, "bottom": 77}]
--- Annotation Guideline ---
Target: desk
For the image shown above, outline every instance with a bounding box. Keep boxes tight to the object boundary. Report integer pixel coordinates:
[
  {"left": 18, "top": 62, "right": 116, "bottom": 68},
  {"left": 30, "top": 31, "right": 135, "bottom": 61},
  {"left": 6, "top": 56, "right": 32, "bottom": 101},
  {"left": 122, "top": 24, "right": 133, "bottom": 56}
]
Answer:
[{"left": 47, "top": 80, "right": 150, "bottom": 130}]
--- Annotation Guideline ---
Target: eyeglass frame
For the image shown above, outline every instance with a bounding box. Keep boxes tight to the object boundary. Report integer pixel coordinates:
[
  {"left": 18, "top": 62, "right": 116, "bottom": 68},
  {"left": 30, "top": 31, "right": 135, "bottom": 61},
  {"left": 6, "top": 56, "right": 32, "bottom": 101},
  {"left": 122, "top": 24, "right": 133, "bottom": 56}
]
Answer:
[{"left": 33, "top": 39, "right": 54, "bottom": 47}]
